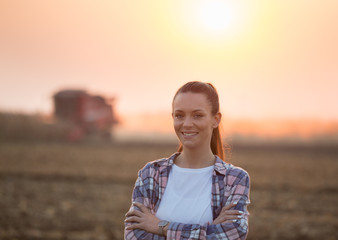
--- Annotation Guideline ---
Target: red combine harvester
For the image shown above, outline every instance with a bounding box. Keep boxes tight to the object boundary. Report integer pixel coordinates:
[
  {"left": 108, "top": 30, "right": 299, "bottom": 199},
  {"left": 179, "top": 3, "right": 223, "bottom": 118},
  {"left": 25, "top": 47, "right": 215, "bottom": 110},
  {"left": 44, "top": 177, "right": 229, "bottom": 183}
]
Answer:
[{"left": 53, "top": 90, "right": 118, "bottom": 141}]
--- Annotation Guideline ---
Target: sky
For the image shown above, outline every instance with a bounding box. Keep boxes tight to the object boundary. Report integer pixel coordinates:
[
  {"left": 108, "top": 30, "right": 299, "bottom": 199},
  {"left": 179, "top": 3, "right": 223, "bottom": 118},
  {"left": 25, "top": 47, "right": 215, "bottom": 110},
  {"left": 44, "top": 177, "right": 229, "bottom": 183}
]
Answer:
[{"left": 0, "top": 0, "right": 337, "bottom": 130}]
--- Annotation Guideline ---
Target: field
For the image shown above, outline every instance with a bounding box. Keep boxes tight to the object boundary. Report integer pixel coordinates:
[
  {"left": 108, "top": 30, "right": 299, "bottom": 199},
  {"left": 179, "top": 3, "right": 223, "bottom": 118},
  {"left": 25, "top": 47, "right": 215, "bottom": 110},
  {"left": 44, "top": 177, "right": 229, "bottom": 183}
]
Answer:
[{"left": 0, "top": 141, "right": 337, "bottom": 240}]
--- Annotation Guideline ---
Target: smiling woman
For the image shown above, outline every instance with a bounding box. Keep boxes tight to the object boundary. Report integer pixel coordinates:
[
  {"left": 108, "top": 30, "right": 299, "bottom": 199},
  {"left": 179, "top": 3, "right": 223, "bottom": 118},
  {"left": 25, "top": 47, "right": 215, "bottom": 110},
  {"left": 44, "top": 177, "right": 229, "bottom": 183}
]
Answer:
[{"left": 124, "top": 82, "right": 250, "bottom": 240}]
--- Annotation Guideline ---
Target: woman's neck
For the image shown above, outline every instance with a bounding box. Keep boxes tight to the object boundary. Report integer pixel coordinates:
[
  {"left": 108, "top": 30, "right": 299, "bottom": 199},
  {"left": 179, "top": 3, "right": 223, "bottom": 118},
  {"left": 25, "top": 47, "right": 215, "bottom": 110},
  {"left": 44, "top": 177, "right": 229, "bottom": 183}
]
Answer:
[{"left": 176, "top": 147, "right": 215, "bottom": 169}]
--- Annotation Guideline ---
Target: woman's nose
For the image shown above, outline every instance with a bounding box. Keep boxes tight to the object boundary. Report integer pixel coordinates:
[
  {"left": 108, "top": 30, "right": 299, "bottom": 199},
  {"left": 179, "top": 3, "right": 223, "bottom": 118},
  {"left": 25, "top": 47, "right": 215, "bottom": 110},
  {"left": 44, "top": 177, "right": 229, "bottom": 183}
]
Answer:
[{"left": 183, "top": 116, "right": 193, "bottom": 127}]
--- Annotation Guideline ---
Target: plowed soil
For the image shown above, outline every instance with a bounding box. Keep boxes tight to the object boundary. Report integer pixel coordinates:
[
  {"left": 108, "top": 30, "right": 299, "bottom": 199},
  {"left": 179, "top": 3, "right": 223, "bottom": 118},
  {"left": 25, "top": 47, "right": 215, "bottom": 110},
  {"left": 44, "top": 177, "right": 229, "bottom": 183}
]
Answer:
[{"left": 0, "top": 142, "right": 337, "bottom": 240}]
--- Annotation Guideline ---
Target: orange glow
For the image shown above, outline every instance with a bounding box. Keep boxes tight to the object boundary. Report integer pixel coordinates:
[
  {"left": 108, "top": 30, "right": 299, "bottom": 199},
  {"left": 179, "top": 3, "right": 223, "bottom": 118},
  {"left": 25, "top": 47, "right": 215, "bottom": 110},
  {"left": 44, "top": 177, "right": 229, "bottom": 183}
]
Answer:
[
  {"left": 0, "top": 0, "right": 337, "bottom": 140},
  {"left": 223, "top": 118, "right": 338, "bottom": 139},
  {"left": 116, "top": 112, "right": 338, "bottom": 141}
]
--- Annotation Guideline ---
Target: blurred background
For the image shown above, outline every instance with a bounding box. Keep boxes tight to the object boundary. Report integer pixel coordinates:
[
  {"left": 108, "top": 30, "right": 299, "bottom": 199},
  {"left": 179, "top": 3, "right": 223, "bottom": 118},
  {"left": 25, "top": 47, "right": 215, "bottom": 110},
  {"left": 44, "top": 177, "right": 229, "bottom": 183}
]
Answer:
[{"left": 0, "top": 0, "right": 337, "bottom": 239}]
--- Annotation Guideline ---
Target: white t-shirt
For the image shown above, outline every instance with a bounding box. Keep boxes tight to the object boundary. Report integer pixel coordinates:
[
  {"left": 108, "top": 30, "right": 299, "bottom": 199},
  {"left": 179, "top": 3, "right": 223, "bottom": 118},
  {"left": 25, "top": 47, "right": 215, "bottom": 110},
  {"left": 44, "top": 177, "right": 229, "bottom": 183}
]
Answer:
[{"left": 155, "top": 164, "right": 213, "bottom": 225}]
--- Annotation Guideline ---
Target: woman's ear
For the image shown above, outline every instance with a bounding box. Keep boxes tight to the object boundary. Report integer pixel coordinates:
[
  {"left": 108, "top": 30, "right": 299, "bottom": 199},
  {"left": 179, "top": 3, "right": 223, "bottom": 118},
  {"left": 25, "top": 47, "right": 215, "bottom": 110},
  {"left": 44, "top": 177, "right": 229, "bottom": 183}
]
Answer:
[{"left": 213, "top": 112, "right": 222, "bottom": 128}]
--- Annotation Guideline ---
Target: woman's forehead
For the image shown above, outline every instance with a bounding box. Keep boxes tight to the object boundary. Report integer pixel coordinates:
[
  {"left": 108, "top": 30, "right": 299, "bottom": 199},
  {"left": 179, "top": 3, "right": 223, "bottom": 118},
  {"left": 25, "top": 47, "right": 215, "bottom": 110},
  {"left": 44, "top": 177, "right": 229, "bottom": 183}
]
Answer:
[{"left": 173, "top": 92, "right": 211, "bottom": 111}]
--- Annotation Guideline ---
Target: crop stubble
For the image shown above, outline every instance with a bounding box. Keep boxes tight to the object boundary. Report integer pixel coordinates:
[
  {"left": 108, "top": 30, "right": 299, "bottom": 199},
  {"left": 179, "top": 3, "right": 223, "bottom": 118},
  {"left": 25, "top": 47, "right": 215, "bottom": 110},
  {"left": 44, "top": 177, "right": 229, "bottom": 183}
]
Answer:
[{"left": 0, "top": 142, "right": 337, "bottom": 240}]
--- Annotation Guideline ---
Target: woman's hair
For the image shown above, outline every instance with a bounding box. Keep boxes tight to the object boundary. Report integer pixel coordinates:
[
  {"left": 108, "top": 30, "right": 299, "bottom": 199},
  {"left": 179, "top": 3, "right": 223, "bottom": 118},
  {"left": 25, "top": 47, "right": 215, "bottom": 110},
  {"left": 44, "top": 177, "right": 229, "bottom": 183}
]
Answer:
[{"left": 172, "top": 81, "right": 226, "bottom": 161}]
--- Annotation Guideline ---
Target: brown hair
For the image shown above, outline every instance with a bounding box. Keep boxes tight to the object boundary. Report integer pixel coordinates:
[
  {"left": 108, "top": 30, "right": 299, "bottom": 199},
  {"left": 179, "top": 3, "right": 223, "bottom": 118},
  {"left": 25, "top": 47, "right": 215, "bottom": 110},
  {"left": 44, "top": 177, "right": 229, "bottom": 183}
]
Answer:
[{"left": 172, "top": 81, "right": 226, "bottom": 161}]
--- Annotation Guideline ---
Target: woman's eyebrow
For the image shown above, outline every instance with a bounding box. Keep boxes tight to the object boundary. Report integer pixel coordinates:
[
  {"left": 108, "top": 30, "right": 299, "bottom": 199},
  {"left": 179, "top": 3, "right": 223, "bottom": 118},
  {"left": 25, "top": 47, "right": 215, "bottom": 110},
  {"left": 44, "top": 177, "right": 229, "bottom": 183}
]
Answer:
[
  {"left": 192, "top": 109, "right": 205, "bottom": 113},
  {"left": 174, "top": 109, "right": 205, "bottom": 112}
]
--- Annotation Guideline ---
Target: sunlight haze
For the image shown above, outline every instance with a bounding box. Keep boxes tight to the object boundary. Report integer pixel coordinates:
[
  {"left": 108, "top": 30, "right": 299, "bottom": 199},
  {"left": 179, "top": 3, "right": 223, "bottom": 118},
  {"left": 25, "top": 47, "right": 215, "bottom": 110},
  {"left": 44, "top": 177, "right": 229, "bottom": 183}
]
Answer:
[{"left": 1, "top": 0, "right": 337, "bottom": 136}]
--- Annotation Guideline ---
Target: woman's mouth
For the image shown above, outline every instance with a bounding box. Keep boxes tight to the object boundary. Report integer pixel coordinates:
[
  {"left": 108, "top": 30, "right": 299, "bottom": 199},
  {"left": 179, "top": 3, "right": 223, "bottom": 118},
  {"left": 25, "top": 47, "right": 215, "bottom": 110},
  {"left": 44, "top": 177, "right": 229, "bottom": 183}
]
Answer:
[{"left": 182, "top": 132, "right": 198, "bottom": 137}]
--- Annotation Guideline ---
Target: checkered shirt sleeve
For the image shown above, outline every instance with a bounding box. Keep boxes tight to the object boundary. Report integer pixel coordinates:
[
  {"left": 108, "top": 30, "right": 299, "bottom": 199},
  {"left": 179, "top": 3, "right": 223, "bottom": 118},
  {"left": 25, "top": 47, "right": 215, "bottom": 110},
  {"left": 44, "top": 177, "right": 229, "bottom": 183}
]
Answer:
[
  {"left": 124, "top": 161, "right": 166, "bottom": 240},
  {"left": 124, "top": 156, "right": 250, "bottom": 240}
]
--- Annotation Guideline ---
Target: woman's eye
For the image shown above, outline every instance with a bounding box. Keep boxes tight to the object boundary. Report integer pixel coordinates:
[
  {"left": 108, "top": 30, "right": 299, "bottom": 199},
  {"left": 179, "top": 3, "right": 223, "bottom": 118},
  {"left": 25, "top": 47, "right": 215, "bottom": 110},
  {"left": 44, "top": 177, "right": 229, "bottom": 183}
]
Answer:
[
  {"left": 194, "top": 114, "right": 203, "bottom": 118},
  {"left": 175, "top": 114, "right": 183, "bottom": 119}
]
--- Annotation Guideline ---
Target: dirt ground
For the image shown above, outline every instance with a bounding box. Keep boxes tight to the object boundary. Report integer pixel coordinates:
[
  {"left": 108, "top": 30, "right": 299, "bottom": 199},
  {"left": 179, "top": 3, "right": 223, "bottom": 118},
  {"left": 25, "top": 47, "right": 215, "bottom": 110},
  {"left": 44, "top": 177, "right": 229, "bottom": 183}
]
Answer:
[{"left": 0, "top": 142, "right": 337, "bottom": 240}]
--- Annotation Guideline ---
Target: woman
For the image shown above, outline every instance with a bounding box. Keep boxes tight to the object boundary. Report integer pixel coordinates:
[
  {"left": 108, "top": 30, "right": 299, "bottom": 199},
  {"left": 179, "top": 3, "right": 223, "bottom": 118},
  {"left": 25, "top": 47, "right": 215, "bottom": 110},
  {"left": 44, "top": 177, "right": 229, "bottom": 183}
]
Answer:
[{"left": 124, "top": 81, "right": 250, "bottom": 240}]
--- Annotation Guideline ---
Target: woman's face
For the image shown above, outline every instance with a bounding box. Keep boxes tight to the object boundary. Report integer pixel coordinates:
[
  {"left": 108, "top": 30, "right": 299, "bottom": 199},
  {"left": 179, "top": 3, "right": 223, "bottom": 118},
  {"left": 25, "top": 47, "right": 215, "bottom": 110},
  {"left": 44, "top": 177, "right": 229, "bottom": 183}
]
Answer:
[{"left": 172, "top": 92, "right": 220, "bottom": 151}]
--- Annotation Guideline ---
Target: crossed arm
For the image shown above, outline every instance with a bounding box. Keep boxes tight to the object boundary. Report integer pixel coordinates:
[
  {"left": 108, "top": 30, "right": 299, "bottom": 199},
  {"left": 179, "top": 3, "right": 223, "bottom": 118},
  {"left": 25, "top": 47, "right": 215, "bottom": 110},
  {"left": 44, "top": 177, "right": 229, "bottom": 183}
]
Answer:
[
  {"left": 125, "top": 201, "right": 243, "bottom": 236},
  {"left": 124, "top": 172, "right": 250, "bottom": 239}
]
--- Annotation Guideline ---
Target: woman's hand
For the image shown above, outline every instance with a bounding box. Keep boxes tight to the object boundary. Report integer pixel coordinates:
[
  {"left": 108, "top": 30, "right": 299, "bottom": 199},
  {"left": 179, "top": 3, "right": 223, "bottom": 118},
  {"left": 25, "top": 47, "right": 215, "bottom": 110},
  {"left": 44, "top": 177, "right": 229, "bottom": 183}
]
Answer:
[
  {"left": 212, "top": 202, "right": 244, "bottom": 224},
  {"left": 125, "top": 202, "right": 162, "bottom": 235}
]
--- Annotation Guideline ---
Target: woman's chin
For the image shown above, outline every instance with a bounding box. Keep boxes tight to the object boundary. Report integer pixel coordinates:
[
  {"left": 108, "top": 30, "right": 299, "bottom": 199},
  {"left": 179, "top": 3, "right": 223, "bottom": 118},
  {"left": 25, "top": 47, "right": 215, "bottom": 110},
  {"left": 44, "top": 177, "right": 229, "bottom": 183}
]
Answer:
[{"left": 180, "top": 141, "right": 200, "bottom": 150}]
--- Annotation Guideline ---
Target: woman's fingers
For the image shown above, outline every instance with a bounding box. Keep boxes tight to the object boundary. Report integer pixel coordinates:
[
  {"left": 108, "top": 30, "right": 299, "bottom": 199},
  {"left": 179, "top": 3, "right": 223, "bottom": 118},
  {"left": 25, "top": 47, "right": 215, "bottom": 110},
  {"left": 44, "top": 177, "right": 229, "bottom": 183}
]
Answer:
[
  {"left": 213, "top": 213, "right": 243, "bottom": 224},
  {"left": 125, "top": 203, "right": 161, "bottom": 234},
  {"left": 125, "top": 216, "right": 142, "bottom": 223},
  {"left": 125, "top": 202, "right": 150, "bottom": 218},
  {"left": 125, "top": 208, "right": 144, "bottom": 218},
  {"left": 126, "top": 223, "right": 142, "bottom": 230},
  {"left": 222, "top": 210, "right": 243, "bottom": 215},
  {"left": 133, "top": 202, "right": 150, "bottom": 213},
  {"left": 220, "top": 214, "right": 244, "bottom": 221},
  {"left": 213, "top": 214, "right": 243, "bottom": 225},
  {"left": 218, "top": 210, "right": 245, "bottom": 221},
  {"left": 221, "top": 202, "right": 237, "bottom": 212},
  {"left": 212, "top": 202, "right": 246, "bottom": 224}
]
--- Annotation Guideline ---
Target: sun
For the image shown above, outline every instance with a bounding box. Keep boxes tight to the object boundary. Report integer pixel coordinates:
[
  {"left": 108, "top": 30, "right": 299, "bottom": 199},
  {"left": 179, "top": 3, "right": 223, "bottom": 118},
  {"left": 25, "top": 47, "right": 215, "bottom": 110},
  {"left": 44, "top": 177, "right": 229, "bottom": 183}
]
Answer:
[
  {"left": 165, "top": 0, "right": 254, "bottom": 46},
  {"left": 197, "top": 0, "right": 235, "bottom": 32}
]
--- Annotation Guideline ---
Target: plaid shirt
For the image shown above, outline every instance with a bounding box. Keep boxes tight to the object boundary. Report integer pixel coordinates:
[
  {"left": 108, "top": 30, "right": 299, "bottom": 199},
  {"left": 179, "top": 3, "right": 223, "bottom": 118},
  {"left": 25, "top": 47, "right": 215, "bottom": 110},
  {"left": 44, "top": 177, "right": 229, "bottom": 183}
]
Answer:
[{"left": 124, "top": 152, "right": 250, "bottom": 240}]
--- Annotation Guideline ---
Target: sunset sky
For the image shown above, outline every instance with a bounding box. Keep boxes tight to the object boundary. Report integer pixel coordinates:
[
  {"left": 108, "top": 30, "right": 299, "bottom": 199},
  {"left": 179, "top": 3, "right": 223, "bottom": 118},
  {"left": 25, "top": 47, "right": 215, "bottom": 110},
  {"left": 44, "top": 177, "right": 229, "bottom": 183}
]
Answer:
[{"left": 0, "top": 1, "right": 337, "bottom": 136}]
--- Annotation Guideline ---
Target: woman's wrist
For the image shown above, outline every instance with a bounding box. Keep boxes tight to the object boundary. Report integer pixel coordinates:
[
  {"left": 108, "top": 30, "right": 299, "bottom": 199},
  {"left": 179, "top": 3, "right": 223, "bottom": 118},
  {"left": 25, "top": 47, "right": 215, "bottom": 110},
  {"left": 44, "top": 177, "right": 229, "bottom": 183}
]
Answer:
[
  {"left": 163, "top": 223, "right": 169, "bottom": 236},
  {"left": 158, "top": 220, "right": 170, "bottom": 236}
]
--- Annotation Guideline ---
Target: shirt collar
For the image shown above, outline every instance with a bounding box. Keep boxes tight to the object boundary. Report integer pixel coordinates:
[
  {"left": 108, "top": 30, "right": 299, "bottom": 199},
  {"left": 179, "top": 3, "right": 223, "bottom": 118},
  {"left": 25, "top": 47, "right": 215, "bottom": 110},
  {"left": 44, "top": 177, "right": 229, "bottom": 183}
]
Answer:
[
  {"left": 214, "top": 155, "right": 228, "bottom": 175},
  {"left": 162, "top": 152, "right": 228, "bottom": 175}
]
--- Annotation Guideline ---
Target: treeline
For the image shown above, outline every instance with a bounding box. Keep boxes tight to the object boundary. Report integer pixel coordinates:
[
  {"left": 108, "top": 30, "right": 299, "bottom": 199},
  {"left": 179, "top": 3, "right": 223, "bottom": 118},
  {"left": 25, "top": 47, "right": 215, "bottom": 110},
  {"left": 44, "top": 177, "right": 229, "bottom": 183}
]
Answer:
[{"left": 0, "top": 112, "right": 70, "bottom": 142}]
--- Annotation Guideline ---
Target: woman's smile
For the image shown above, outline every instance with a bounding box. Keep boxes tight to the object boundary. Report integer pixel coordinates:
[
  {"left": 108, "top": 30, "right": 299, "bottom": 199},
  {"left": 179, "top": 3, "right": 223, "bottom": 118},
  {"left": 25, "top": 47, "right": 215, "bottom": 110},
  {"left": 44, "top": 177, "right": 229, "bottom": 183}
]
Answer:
[
  {"left": 182, "top": 132, "right": 198, "bottom": 136},
  {"left": 181, "top": 131, "right": 199, "bottom": 140}
]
